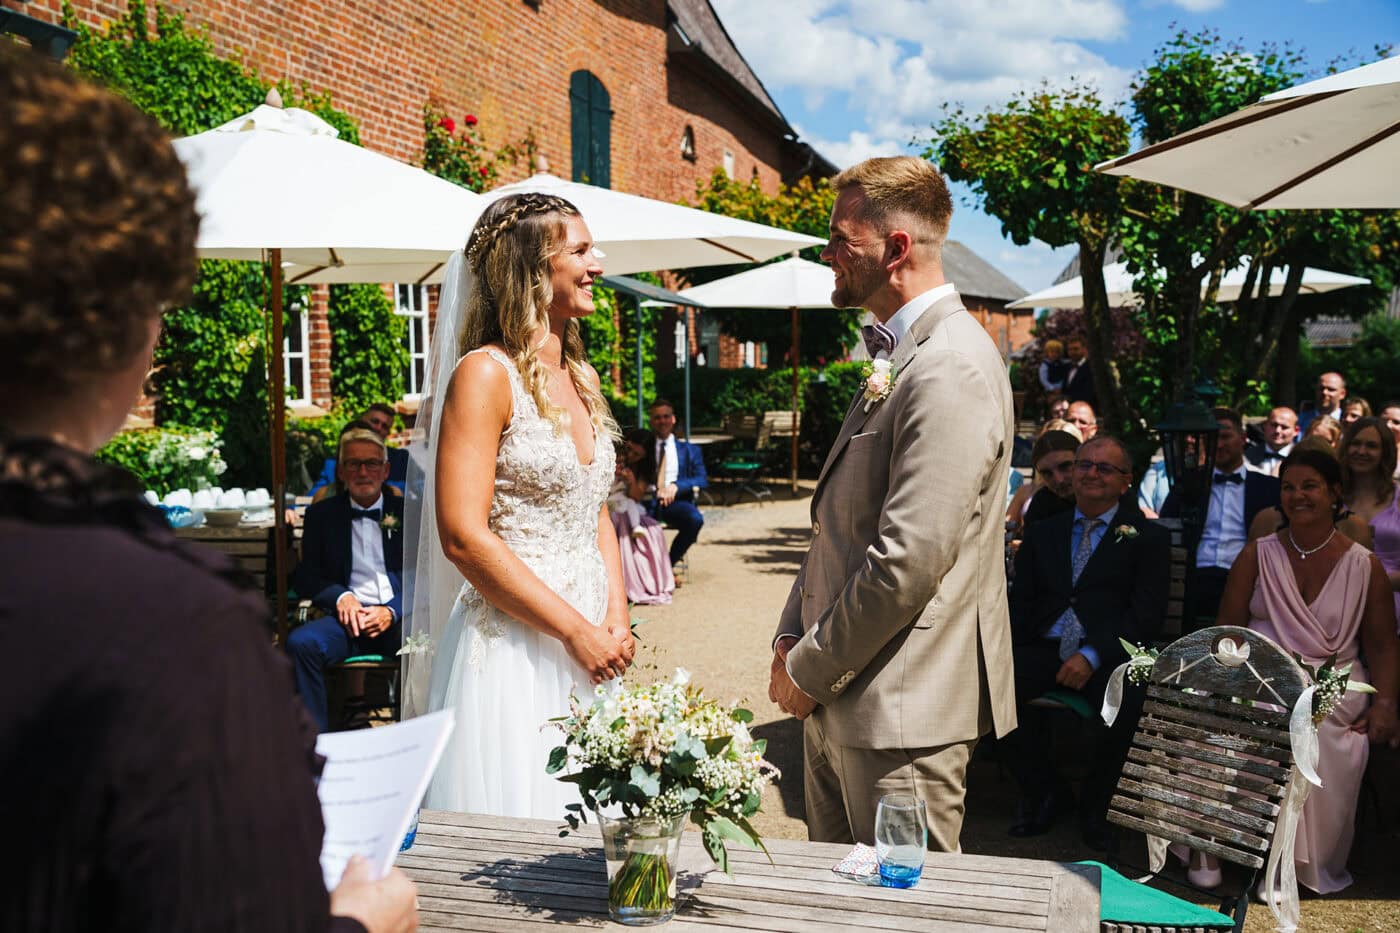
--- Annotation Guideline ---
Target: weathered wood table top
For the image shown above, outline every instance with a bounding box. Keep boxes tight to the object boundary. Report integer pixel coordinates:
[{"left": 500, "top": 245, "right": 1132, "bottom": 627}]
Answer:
[{"left": 400, "top": 810, "right": 1100, "bottom": 932}]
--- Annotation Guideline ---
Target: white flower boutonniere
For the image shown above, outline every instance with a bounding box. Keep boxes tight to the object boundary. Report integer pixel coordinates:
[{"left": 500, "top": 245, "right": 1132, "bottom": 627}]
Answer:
[
  {"left": 861, "top": 359, "right": 897, "bottom": 412},
  {"left": 1113, "top": 524, "right": 1139, "bottom": 544},
  {"left": 380, "top": 513, "right": 400, "bottom": 539}
]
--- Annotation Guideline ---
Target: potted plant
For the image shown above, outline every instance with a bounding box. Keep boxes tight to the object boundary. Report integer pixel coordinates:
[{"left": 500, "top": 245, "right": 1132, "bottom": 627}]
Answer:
[{"left": 548, "top": 669, "right": 778, "bottom": 925}]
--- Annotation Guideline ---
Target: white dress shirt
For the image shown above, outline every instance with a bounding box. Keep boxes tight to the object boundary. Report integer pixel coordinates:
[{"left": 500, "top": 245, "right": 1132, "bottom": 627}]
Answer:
[
  {"left": 1246, "top": 442, "right": 1292, "bottom": 477},
  {"left": 344, "top": 494, "right": 395, "bottom": 614},
  {"left": 874, "top": 282, "right": 958, "bottom": 358},
  {"left": 1197, "top": 464, "right": 1248, "bottom": 571},
  {"left": 656, "top": 434, "right": 679, "bottom": 488}
]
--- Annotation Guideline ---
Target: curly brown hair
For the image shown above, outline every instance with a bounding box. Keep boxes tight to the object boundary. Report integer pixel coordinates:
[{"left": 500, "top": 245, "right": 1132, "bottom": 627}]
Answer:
[{"left": 0, "top": 47, "right": 199, "bottom": 397}]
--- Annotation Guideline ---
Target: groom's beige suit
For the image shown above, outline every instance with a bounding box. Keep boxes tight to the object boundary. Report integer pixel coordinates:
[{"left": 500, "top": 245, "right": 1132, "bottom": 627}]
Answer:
[{"left": 775, "top": 289, "right": 1018, "bottom": 848}]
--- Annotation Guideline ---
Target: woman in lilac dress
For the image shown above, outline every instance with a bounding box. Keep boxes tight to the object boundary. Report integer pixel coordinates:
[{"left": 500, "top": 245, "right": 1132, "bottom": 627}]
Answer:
[
  {"left": 1342, "top": 416, "right": 1400, "bottom": 635},
  {"left": 1217, "top": 447, "right": 1400, "bottom": 893},
  {"left": 608, "top": 429, "right": 674, "bottom": 605}
]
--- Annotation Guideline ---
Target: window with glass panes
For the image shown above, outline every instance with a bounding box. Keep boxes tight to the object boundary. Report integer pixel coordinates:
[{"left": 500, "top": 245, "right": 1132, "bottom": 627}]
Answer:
[
  {"left": 395, "top": 284, "right": 430, "bottom": 397},
  {"left": 284, "top": 297, "right": 311, "bottom": 399}
]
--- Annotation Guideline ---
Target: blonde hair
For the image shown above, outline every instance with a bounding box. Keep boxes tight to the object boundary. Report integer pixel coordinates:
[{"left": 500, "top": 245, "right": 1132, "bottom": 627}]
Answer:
[
  {"left": 831, "top": 156, "right": 953, "bottom": 250},
  {"left": 1044, "top": 339, "right": 1064, "bottom": 353},
  {"left": 1038, "top": 418, "right": 1083, "bottom": 442},
  {"left": 338, "top": 428, "right": 386, "bottom": 462},
  {"left": 460, "top": 193, "right": 617, "bottom": 440}
]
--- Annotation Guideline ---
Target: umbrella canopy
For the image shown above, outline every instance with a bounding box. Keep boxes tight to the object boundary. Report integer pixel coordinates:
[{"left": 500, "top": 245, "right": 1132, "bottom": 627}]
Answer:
[
  {"left": 1008, "top": 259, "right": 1370, "bottom": 310},
  {"left": 1095, "top": 55, "right": 1400, "bottom": 210},
  {"left": 173, "top": 102, "right": 483, "bottom": 283},
  {"left": 653, "top": 256, "right": 838, "bottom": 309}
]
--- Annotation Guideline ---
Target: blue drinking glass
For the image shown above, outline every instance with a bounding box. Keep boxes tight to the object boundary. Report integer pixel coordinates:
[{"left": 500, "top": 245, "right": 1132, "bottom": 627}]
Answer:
[{"left": 874, "top": 794, "right": 927, "bottom": 888}]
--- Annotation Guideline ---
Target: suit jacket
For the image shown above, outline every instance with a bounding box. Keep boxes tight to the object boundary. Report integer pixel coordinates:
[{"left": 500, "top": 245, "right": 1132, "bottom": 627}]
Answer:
[
  {"left": 774, "top": 292, "right": 1017, "bottom": 749},
  {"left": 1063, "top": 359, "right": 1097, "bottom": 407},
  {"left": 1009, "top": 508, "right": 1170, "bottom": 669},
  {"left": 1244, "top": 442, "right": 1291, "bottom": 476},
  {"left": 670, "top": 439, "right": 708, "bottom": 500},
  {"left": 1160, "top": 469, "right": 1280, "bottom": 537},
  {"left": 307, "top": 447, "right": 409, "bottom": 496},
  {"left": 294, "top": 492, "right": 404, "bottom": 620}
]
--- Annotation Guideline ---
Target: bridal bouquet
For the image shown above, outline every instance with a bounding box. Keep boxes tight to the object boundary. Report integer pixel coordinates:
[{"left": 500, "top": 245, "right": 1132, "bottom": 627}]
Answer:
[{"left": 548, "top": 669, "right": 778, "bottom": 921}]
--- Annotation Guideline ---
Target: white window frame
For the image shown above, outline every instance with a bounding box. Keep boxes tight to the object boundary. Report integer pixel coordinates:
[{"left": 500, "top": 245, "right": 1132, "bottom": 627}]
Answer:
[
  {"left": 283, "top": 297, "right": 312, "bottom": 400},
  {"left": 395, "top": 284, "right": 430, "bottom": 398}
]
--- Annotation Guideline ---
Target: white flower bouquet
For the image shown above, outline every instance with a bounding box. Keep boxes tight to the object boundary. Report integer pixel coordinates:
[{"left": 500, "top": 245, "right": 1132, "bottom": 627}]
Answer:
[{"left": 548, "top": 669, "right": 778, "bottom": 913}]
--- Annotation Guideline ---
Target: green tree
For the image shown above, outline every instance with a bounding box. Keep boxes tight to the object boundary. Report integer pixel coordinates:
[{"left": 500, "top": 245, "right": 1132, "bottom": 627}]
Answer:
[
  {"left": 682, "top": 170, "right": 858, "bottom": 366},
  {"left": 328, "top": 284, "right": 409, "bottom": 414}
]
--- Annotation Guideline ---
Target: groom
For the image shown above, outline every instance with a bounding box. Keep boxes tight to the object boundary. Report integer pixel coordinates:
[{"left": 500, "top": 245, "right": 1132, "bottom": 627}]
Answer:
[{"left": 769, "top": 156, "right": 1017, "bottom": 849}]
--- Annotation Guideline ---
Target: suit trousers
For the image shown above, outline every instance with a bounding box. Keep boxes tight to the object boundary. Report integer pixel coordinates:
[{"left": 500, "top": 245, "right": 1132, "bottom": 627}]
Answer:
[
  {"left": 653, "top": 498, "right": 704, "bottom": 564},
  {"left": 802, "top": 713, "right": 976, "bottom": 851},
  {"left": 1001, "top": 639, "right": 1143, "bottom": 824},
  {"left": 287, "top": 614, "right": 400, "bottom": 732}
]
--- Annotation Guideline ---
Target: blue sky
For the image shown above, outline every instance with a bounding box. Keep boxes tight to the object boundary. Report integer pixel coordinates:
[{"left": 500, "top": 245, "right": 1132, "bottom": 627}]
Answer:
[{"left": 710, "top": 0, "right": 1400, "bottom": 294}]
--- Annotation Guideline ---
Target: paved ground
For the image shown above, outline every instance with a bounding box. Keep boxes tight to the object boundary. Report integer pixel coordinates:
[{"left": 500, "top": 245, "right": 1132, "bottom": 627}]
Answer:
[{"left": 634, "top": 484, "right": 1399, "bottom": 933}]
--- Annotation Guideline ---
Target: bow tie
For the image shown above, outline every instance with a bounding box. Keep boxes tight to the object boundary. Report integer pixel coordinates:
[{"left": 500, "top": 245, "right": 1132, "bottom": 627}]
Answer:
[
  {"left": 351, "top": 508, "right": 383, "bottom": 521},
  {"left": 861, "top": 322, "right": 897, "bottom": 359},
  {"left": 1213, "top": 472, "right": 1243, "bottom": 485}
]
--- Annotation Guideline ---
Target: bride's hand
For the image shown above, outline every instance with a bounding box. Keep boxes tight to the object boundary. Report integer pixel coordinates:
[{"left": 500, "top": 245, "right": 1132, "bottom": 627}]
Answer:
[
  {"left": 606, "top": 617, "right": 636, "bottom": 666},
  {"left": 566, "top": 622, "right": 631, "bottom": 684}
]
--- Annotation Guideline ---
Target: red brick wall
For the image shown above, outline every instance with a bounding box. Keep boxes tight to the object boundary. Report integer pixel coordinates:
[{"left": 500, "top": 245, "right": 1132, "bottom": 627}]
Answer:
[{"left": 26, "top": 0, "right": 787, "bottom": 201}]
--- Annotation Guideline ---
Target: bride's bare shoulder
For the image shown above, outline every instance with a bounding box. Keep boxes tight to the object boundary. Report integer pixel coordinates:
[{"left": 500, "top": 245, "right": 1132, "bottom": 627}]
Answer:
[{"left": 445, "top": 346, "right": 513, "bottom": 413}]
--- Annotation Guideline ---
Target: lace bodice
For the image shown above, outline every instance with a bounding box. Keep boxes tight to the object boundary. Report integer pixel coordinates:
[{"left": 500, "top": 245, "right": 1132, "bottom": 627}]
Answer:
[{"left": 454, "top": 348, "right": 615, "bottom": 656}]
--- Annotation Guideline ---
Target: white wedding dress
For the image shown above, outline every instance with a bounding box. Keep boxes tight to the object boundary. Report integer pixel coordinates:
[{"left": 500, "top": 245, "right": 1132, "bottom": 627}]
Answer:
[{"left": 423, "top": 347, "right": 615, "bottom": 818}]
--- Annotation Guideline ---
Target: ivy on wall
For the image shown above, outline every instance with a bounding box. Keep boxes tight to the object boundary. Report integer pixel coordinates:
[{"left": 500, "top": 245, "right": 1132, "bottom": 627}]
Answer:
[{"left": 328, "top": 284, "right": 409, "bottom": 416}]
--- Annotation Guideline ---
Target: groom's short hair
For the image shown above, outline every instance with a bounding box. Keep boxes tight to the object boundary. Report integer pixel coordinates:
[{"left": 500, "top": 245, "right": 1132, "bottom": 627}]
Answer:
[{"left": 832, "top": 156, "right": 953, "bottom": 248}]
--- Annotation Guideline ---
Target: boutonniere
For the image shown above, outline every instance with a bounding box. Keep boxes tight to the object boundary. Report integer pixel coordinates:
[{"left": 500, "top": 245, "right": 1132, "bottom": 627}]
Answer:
[
  {"left": 861, "top": 359, "right": 897, "bottom": 412},
  {"left": 380, "top": 513, "right": 400, "bottom": 538},
  {"left": 1113, "top": 524, "right": 1139, "bottom": 544}
]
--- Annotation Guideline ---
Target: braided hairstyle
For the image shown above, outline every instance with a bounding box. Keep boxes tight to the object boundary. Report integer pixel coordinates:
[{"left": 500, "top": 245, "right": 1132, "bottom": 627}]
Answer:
[{"left": 459, "top": 193, "right": 616, "bottom": 440}]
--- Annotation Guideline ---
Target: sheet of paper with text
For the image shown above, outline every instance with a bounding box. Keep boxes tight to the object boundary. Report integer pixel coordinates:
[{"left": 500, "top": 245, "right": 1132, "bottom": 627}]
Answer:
[{"left": 315, "top": 709, "right": 455, "bottom": 890}]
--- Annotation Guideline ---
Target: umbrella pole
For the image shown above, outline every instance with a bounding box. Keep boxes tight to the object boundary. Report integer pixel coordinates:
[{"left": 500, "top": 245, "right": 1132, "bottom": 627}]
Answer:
[
  {"left": 790, "top": 306, "right": 799, "bottom": 494},
  {"left": 635, "top": 295, "right": 644, "bottom": 429},
  {"left": 683, "top": 307, "right": 692, "bottom": 439},
  {"left": 270, "top": 248, "right": 289, "bottom": 647}
]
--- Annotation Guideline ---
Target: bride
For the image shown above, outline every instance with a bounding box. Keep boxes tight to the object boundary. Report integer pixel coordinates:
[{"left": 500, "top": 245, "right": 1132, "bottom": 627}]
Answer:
[{"left": 406, "top": 193, "right": 635, "bottom": 818}]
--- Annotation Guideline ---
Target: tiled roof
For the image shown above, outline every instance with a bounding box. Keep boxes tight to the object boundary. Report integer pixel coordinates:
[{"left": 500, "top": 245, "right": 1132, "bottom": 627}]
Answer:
[
  {"left": 668, "top": 0, "right": 784, "bottom": 123},
  {"left": 944, "top": 240, "right": 1029, "bottom": 303}
]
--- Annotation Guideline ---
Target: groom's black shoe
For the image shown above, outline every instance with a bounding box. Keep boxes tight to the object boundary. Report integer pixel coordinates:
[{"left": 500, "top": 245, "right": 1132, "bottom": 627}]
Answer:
[{"left": 1008, "top": 788, "right": 1073, "bottom": 838}]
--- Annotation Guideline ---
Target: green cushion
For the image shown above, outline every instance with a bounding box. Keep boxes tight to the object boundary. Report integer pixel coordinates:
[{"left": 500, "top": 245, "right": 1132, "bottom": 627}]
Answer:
[
  {"left": 342, "top": 654, "right": 387, "bottom": 664},
  {"left": 1077, "top": 861, "right": 1235, "bottom": 929},
  {"left": 1040, "top": 688, "right": 1095, "bottom": 719}
]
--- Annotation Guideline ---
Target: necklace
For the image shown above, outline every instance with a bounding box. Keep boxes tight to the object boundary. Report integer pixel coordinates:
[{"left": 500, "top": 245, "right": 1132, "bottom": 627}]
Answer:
[{"left": 1287, "top": 527, "right": 1336, "bottom": 561}]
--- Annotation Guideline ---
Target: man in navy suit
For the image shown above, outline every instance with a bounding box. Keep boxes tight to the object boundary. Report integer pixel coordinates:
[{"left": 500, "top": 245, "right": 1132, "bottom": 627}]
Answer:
[
  {"left": 306, "top": 404, "right": 409, "bottom": 497},
  {"left": 288, "top": 428, "right": 404, "bottom": 731},
  {"left": 1062, "top": 335, "right": 1097, "bottom": 410},
  {"left": 1004, "top": 435, "right": 1170, "bottom": 845},
  {"left": 648, "top": 399, "right": 707, "bottom": 567},
  {"left": 1161, "top": 407, "right": 1280, "bottom": 633}
]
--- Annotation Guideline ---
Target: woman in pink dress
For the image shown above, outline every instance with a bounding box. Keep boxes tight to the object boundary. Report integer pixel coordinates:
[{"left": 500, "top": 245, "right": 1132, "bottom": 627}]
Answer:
[
  {"left": 1216, "top": 447, "right": 1400, "bottom": 893},
  {"left": 607, "top": 429, "right": 674, "bottom": 605}
]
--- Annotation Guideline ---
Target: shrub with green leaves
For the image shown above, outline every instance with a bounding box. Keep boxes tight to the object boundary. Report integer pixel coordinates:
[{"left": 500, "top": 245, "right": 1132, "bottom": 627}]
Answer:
[{"left": 95, "top": 427, "right": 227, "bottom": 495}]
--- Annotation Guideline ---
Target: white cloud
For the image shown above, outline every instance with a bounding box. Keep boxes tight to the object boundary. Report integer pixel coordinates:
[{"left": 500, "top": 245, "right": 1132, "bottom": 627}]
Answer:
[
  {"left": 791, "top": 126, "right": 910, "bottom": 168},
  {"left": 1151, "top": 0, "right": 1226, "bottom": 10}
]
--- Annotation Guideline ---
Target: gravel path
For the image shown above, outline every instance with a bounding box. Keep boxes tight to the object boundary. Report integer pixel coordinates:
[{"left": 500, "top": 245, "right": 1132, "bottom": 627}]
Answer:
[{"left": 633, "top": 486, "right": 1399, "bottom": 933}]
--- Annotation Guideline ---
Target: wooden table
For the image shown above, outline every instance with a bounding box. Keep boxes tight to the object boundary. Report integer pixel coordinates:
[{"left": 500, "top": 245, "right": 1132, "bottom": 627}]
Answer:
[{"left": 400, "top": 811, "right": 1100, "bottom": 932}]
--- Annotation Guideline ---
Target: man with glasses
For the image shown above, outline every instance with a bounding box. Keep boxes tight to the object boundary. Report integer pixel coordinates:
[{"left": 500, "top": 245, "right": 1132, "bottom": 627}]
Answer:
[
  {"left": 288, "top": 428, "right": 404, "bottom": 731},
  {"left": 1066, "top": 400, "right": 1098, "bottom": 440},
  {"left": 1161, "top": 408, "right": 1279, "bottom": 632},
  {"left": 1004, "top": 436, "right": 1169, "bottom": 848},
  {"left": 307, "top": 403, "right": 409, "bottom": 498}
]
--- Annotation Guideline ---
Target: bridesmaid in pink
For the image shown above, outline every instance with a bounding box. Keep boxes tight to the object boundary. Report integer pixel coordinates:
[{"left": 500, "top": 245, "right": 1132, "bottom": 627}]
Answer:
[
  {"left": 607, "top": 430, "right": 674, "bottom": 606},
  {"left": 1216, "top": 446, "right": 1400, "bottom": 893}
]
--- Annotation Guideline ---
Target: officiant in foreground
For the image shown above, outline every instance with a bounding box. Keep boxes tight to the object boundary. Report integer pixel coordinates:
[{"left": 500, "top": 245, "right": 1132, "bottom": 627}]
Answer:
[{"left": 769, "top": 156, "right": 1017, "bottom": 849}]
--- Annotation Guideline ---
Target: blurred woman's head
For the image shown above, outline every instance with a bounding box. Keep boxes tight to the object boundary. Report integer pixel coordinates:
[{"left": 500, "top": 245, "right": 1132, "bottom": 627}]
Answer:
[
  {"left": 1341, "top": 416, "right": 1396, "bottom": 496},
  {"left": 1279, "top": 447, "right": 1344, "bottom": 527},
  {"left": 622, "top": 428, "right": 657, "bottom": 482},
  {"left": 1037, "top": 418, "right": 1083, "bottom": 442},
  {"left": 1, "top": 48, "right": 198, "bottom": 450},
  {"left": 1342, "top": 397, "right": 1371, "bottom": 425},
  {"left": 1304, "top": 414, "right": 1342, "bottom": 450}
]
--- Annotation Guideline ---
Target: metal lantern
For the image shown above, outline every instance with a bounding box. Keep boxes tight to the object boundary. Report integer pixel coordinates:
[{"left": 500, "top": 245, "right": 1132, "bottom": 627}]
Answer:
[{"left": 1155, "top": 384, "right": 1222, "bottom": 627}]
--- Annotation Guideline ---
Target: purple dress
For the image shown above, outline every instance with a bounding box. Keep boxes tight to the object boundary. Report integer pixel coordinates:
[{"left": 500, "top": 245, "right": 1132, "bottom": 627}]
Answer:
[{"left": 1368, "top": 493, "right": 1400, "bottom": 634}]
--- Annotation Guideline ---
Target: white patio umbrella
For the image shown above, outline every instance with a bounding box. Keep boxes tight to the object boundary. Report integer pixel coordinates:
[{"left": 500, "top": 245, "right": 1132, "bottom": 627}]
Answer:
[
  {"left": 1095, "top": 55, "right": 1400, "bottom": 210},
  {"left": 1007, "top": 259, "right": 1370, "bottom": 310},
  {"left": 172, "top": 94, "right": 485, "bottom": 641},
  {"left": 657, "top": 257, "right": 847, "bottom": 491}
]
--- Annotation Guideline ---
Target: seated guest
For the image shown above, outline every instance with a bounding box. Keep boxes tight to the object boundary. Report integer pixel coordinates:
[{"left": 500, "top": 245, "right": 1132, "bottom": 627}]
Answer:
[
  {"left": 1162, "top": 407, "right": 1279, "bottom": 632},
  {"left": 1004, "top": 436, "right": 1170, "bottom": 847},
  {"left": 1342, "top": 397, "right": 1372, "bottom": 426},
  {"left": 289, "top": 429, "right": 404, "bottom": 732},
  {"left": 608, "top": 429, "right": 674, "bottom": 605},
  {"left": 308, "top": 404, "right": 409, "bottom": 496},
  {"left": 1298, "top": 371, "right": 1347, "bottom": 433},
  {"left": 310, "top": 419, "right": 407, "bottom": 504},
  {"left": 1047, "top": 395, "right": 1070, "bottom": 422},
  {"left": 1305, "top": 413, "right": 1343, "bottom": 450},
  {"left": 1246, "top": 406, "right": 1297, "bottom": 477},
  {"left": 0, "top": 48, "right": 415, "bottom": 931},
  {"left": 1210, "top": 447, "right": 1399, "bottom": 894},
  {"left": 1247, "top": 436, "right": 1373, "bottom": 547},
  {"left": 1009, "top": 429, "right": 1080, "bottom": 532},
  {"left": 647, "top": 399, "right": 707, "bottom": 567},
  {"left": 1137, "top": 456, "right": 1170, "bottom": 517},
  {"left": 1067, "top": 400, "right": 1098, "bottom": 440}
]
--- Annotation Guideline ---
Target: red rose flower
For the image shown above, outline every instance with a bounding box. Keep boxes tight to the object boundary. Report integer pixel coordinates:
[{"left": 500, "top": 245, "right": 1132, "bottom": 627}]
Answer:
[
  {"left": 437, "top": 117, "right": 456, "bottom": 134},
  {"left": 463, "top": 114, "right": 479, "bottom": 127},
  {"left": 478, "top": 166, "right": 490, "bottom": 177}
]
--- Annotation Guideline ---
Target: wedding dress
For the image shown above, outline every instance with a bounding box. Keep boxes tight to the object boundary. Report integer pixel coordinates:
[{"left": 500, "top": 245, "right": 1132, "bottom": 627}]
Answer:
[{"left": 421, "top": 346, "right": 615, "bottom": 818}]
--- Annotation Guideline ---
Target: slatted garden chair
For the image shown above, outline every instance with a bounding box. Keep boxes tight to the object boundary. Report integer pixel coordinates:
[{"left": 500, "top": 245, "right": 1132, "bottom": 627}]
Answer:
[{"left": 1089, "top": 625, "right": 1310, "bottom": 933}]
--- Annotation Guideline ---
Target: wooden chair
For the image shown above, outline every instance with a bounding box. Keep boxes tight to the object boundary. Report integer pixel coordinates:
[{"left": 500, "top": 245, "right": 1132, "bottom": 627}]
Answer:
[
  {"left": 1096, "top": 625, "right": 1309, "bottom": 933},
  {"left": 1153, "top": 517, "right": 1189, "bottom": 642},
  {"left": 716, "top": 412, "right": 771, "bottom": 504}
]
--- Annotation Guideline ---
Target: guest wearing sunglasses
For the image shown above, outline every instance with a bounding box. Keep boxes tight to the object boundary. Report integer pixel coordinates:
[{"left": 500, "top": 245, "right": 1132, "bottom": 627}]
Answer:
[
  {"left": 1004, "top": 436, "right": 1170, "bottom": 847},
  {"left": 1160, "top": 408, "right": 1280, "bottom": 633}
]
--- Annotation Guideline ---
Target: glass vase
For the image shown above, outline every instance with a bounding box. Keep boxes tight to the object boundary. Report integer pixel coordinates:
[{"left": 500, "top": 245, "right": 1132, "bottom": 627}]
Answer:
[{"left": 597, "top": 813, "right": 686, "bottom": 925}]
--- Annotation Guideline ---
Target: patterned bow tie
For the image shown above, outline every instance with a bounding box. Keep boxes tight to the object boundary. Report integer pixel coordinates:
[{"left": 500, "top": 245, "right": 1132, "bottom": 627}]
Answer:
[
  {"left": 351, "top": 508, "right": 383, "bottom": 521},
  {"left": 1213, "top": 472, "right": 1243, "bottom": 485},
  {"left": 861, "top": 322, "right": 897, "bottom": 359}
]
